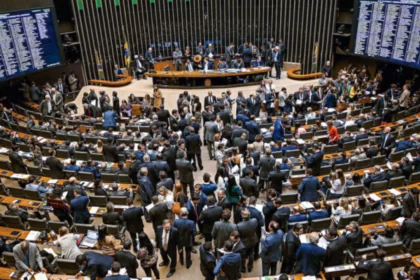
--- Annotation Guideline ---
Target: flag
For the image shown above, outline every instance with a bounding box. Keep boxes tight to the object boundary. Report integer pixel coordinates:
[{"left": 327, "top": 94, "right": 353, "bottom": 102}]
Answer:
[
  {"left": 312, "top": 42, "right": 318, "bottom": 73},
  {"left": 150, "top": 0, "right": 155, "bottom": 3},
  {"left": 123, "top": 27, "right": 131, "bottom": 72},
  {"left": 77, "top": 0, "right": 84, "bottom": 10},
  {"left": 96, "top": 0, "right": 102, "bottom": 8},
  {"left": 95, "top": 50, "right": 105, "bottom": 80},
  {"left": 132, "top": 0, "right": 138, "bottom": 4},
  {"left": 115, "top": 0, "right": 120, "bottom": 6}
]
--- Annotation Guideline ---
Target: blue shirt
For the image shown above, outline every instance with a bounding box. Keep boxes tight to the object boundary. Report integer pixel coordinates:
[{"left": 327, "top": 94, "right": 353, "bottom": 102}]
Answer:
[
  {"left": 25, "top": 183, "right": 49, "bottom": 197},
  {"left": 103, "top": 110, "right": 117, "bottom": 128}
]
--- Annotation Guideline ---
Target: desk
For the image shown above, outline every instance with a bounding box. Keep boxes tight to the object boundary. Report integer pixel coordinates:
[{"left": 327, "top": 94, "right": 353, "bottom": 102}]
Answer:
[
  {"left": 360, "top": 220, "right": 399, "bottom": 235},
  {"left": 0, "top": 227, "right": 23, "bottom": 239},
  {"left": 0, "top": 267, "right": 17, "bottom": 280},
  {"left": 0, "top": 195, "right": 43, "bottom": 209},
  {"left": 412, "top": 255, "right": 420, "bottom": 268},
  {"left": 49, "top": 275, "right": 83, "bottom": 280},
  {"left": 146, "top": 68, "right": 271, "bottom": 88}
]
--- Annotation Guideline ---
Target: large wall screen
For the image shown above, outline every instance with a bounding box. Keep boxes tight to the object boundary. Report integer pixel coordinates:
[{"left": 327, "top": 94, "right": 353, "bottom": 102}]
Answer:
[
  {"left": 0, "top": 7, "right": 62, "bottom": 81},
  {"left": 355, "top": 0, "right": 420, "bottom": 68}
]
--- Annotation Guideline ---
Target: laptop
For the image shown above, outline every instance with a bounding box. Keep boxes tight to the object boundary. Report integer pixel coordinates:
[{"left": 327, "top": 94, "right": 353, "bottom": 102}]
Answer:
[{"left": 80, "top": 230, "right": 98, "bottom": 248}]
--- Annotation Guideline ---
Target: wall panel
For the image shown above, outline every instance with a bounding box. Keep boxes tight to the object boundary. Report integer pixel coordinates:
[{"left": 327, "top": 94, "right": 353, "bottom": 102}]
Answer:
[{"left": 72, "top": 0, "right": 337, "bottom": 80}]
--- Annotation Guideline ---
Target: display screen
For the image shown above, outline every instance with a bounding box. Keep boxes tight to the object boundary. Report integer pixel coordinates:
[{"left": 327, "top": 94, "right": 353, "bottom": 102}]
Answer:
[
  {"left": 0, "top": 8, "right": 61, "bottom": 81},
  {"left": 355, "top": 0, "right": 420, "bottom": 68}
]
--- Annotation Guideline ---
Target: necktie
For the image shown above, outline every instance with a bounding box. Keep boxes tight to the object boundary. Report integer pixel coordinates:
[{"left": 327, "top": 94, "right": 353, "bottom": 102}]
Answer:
[
  {"left": 383, "top": 134, "right": 388, "bottom": 148},
  {"left": 194, "top": 205, "right": 198, "bottom": 222},
  {"left": 163, "top": 230, "right": 168, "bottom": 251}
]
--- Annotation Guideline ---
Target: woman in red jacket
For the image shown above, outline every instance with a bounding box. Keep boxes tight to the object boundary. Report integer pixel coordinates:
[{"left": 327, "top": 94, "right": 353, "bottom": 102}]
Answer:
[{"left": 327, "top": 120, "right": 340, "bottom": 144}]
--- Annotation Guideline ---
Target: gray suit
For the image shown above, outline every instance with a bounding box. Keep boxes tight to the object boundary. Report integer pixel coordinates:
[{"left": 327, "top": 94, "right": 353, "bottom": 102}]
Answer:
[
  {"left": 225, "top": 46, "right": 235, "bottom": 64},
  {"left": 39, "top": 99, "right": 54, "bottom": 117},
  {"left": 13, "top": 242, "right": 43, "bottom": 272},
  {"left": 176, "top": 158, "right": 194, "bottom": 195},
  {"left": 258, "top": 155, "right": 276, "bottom": 190},
  {"left": 53, "top": 92, "right": 64, "bottom": 112},
  {"left": 57, "top": 234, "right": 82, "bottom": 260},
  {"left": 211, "top": 221, "right": 236, "bottom": 250},
  {"left": 204, "top": 121, "right": 219, "bottom": 160},
  {"left": 173, "top": 50, "right": 183, "bottom": 71}
]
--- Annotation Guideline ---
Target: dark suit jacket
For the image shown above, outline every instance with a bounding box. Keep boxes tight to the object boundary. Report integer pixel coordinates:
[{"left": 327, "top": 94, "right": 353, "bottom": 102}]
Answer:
[
  {"left": 400, "top": 219, "right": 420, "bottom": 247},
  {"left": 102, "top": 212, "right": 122, "bottom": 226},
  {"left": 402, "top": 192, "right": 417, "bottom": 218},
  {"left": 268, "top": 170, "right": 287, "bottom": 193},
  {"left": 174, "top": 218, "right": 196, "bottom": 247},
  {"left": 284, "top": 229, "right": 301, "bottom": 261},
  {"left": 199, "top": 244, "right": 216, "bottom": 278},
  {"left": 357, "top": 258, "right": 394, "bottom": 280},
  {"left": 156, "top": 226, "right": 179, "bottom": 254},
  {"left": 245, "top": 120, "right": 260, "bottom": 142},
  {"left": 217, "top": 197, "right": 231, "bottom": 209},
  {"left": 149, "top": 203, "right": 169, "bottom": 230},
  {"left": 239, "top": 176, "right": 258, "bottom": 197},
  {"left": 363, "top": 172, "right": 388, "bottom": 188},
  {"left": 46, "top": 156, "right": 65, "bottom": 179},
  {"left": 9, "top": 151, "right": 27, "bottom": 174},
  {"left": 306, "top": 150, "right": 324, "bottom": 176},
  {"left": 298, "top": 176, "right": 321, "bottom": 202},
  {"left": 199, "top": 206, "right": 223, "bottom": 235},
  {"left": 344, "top": 227, "right": 363, "bottom": 254},
  {"left": 262, "top": 200, "right": 276, "bottom": 230},
  {"left": 232, "top": 137, "right": 248, "bottom": 154},
  {"left": 157, "top": 109, "right": 170, "bottom": 125},
  {"left": 260, "top": 230, "right": 283, "bottom": 262},
  {"left": 186, "top": 133, "right": 202, "bottom": 154},
  {"left": 103, "top": 144, "right": 119, "bottom": 163},
  {"left": 380, "top": 133, "right": 396, "bottom": 150},
  {"left": 296, "top": 243, "right": 326, "bottom": 276},
  {"left": 122, "top": 207, "right": 144, "bottom": 233},
  {"left": 325, "top": 236, "right": 347, "bottom": 266},
  {"left": 114, "top": 250, "right": 139, "bottom": 278},
  {"left": 258, "top": 155, "right": 276, "bottom": 180},
  {"left": 236, "top": 218, "right": 258, "bottom": 248},
  {"left": 84, "top": 252, "right": 114, "bottom": 280},
  {"left": 70, "top": 195, "right": 90, "bottom": 224},
  {"left": 176, "top": 159, "right": 194, "bottom": 183},
  {"left": 366, "top": 147, "right": 379, "bottom": 158}
]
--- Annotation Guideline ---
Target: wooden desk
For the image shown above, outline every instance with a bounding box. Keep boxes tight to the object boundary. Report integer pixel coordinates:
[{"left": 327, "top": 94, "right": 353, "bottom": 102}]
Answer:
[
  {"left": 412, "top": 255, "right": 420, "bottom": 268},
  {"left": 49, "top": 275, "right": 83, "bottom": 280},
  {"left": 25, "top": 101, "right": 40, "bottom": 111},
  {"left": 0, "top": 195, "right": 43, "bottom": 209},
  {"left": 0, "top": 267, "right": 17, "bottom": 280},
  {"left": 146, "top": 68, "right": 271, "bottom": 88},
  {"left": 0, "top": 226, "right": 23, "bottom": 239},
  {"left": 360, "top": 220, "right": 399, "bottom": 235}
]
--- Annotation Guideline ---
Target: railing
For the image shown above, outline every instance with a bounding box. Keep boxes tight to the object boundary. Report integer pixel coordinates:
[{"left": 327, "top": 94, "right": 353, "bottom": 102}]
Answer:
[{"left": 287, "top": 67, "right": 323, "bottom": 80}]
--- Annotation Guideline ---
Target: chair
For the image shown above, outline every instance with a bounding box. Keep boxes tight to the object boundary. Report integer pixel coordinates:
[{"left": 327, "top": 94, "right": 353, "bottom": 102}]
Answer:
[
  {"left": 106, "top": 224, "right": 124, "bottom": 239},
  {"left": 369, "top": 180, "right": 388, "bottom": 192},
  {"left": 337, "top": 126, "right": 345, "bottom": 135},
  {"left": 85, "top": 136, "right": 98, "bottom": 144},
  {"left": 362, "top": 120, "right": 373, "bottom": 130},
  {"left": 2, "top": 215, "right": 26, "bottom": 229},
  {"left": 56, "top": 133, "right": 68, "bottom": 141},
  {"left": 409, "top": 238, "right": 420, "bottom": 255},
  {"left": 300, "top": 132, "right": 313, "bottom": 140},
  {"left": 373, "top": 118, "right": 382, "bottom": 127},
  {"left": 73, "top": 223, "right": 96, "bottom": 234},
  {"left": 291, "top": 169, "right": 306, "bottom": 175},
  {"left": 280, "top": 193, "right": 298, "bottom": 204},
  {"left": 314, "top": 130, "right": 328, "bottom": 136},
  {"left": 323, "top": 145, "right": 338, "bottom": 154},
  {"left": 46, "top": 218, "right": 69, "bottom": 230},
  {"left": 388, "top": 176, "right": 406, "bottom": 188},
  {"left": 42, "top": 168, "right": 53, "bottom": 178},
  {"left": 75, "top": 151, "right": 89, "bottom": 160},
  {"left": 109, "top": 196, "right": 128, "bottom": 205},
  {"left": 28, "top": 218, "right": 48, "bottom": 231},
  {"left": 320, "top": 165, "right": 332, "bottom": 176},
  {"left": 0, "top": 138, "right": 13, "bottom": 149},
  {"left": 118, "top": 139, "right": 133, "bottom": 145},
  {"left": 337, "top": 214, "right": 360, "bottom": 229},
  {"left": 8, "top": 187, "right": 27, "bottom": 198},
  {"left": 64, "top": 170, "right": 78, "bottom": 179},
  {"left": 67, "top": 134, "right": 81, "bottom": 142},
  {"left": 350, "top": 109, "right": 361, "bottom": 117},
  {"left": 0, "top": 160, "right": 11, "bottom": 170},
  {"left": 348, "top": 246, "right": 379, "bottom": 261},
  {"left": 101, "top": 173, "right": 117, "bottom": 182},
  {"left": 385, "top": 206, "right": 402, "bottom": 221},
  {"left": 17, "top": 143, "right": 30, "bottom": 152},
  {"left": 357, "top": 138, "right": 369, "bottom": 147},
  {"left": 263, "top": 136, "right": 273, "bottom": 144},
  {"left": 343, "top": 141, "right": 356, "bottom": 151},
  {"left": 310, "top": 218, "right": 331, "bottom": 232},
  {"left": 118, "top": 154, "right": 126, "bottom": 162},
  {"left": 272, "top": 151, "right": 282, "bottom": 159},
  {"left": 25, "top": 189, "right": 43, "bottom": 200},
  {"left": 288, "top": 221, "right": 309, "bottom": 232},
  {"left": 118, "top": 174, "right": 132, "bottom": 183},
  {"left": 382, "top": 242, "right": 406, "bottom": 255},
  {"left": 56, "top": 259, "right": 80, "bottom": 275},
  {"left": 389, "top": 151, "right": 404, "bottom": 162},
  {"left": 91, "top": 153, "right": 105, "bottom": 161},
  {"left": 42, "top": 147, "right": 50, "bottom": 156},
  {"left": 78, "top": 171, "right": 95, "bottom": 181},
  {"left": 140, "top": 126, "right": 150, "bottom": 133},
  {"left": 354, "top": 158, "right": 371, "bottom": 169},
  {"left": 346, "top": 124, "right": 358, "bottom": 132},
  {"left": 285, "top": 149, "right": 300, "bottom": 158},
  {"left": 361, "top": 107, "right": 371, "bottom": 114},
  {"left": 0, "top": 184, "right": 9, "bottom": 195},
  {"left": 89, "top": 195, "right": 108, "bottom": 207},
  {"left": 27, "top": 165, "right": 43, "bottom": 176},
  {"left": 2, "top": 252, "right": 16, "bottom": 268},
  {"left": 371, "top": 155, "right": 386, "bottom": 166},
  {"left": 39, "top": 130, "right": 53, "bottom": 138},
  {"left": 358, "top": 211, "right": 381, "bottom": 225},
  {"left": 57, "top": 149, "right": 71, "bottom": 158},
  {"left": 335, "top": 162, "right": 350, "bottom": 172},
  {"left": 408, "top": 171, "right": 420, "bottom": 184}
]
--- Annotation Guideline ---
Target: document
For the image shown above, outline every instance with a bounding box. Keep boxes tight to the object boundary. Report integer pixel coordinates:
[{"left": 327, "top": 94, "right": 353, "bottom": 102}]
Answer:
[
  {"left": 89, "top": 207, "right": 99, "bottom": 214},
  {"left": 48, "top": 179, "right": 58, "bottom": 184},
  {"left": 25, "top": 231, "right": 41, "bottom": 241},
  {"left": 369, "top": 193, "right": 381, "bottom": 202},
  {"left": 389, "top": 189, "right": 401, "bottom": 196}
]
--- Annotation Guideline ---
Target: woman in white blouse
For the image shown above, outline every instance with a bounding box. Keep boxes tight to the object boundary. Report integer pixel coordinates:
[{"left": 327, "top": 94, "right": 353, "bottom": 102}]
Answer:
[
  {"left": 330, "top": 169, "right": 346, "bottom": 197},
  {"left": 331, "top": 197, "right": 352, "bottom": 223}
]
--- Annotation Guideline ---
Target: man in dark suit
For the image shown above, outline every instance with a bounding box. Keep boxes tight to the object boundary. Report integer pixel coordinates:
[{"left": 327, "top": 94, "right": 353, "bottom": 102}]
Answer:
[
  {"left": 402, "top": 187, "right": 419, "bottom": 218},
  {"left": 247, "top": 94, "right": 260, "bottom": 117},
  {"left": 115, "top": 241, "right": 139, "bottom": 278},
  {"left": 64, "top": 177, "right": 86, "bottom": 201},
  {"left": 293, "top": 87, "right": 308, "bottom": 114},
  {"left": 75, "top": 252, "right": 114, "bottom": 279},
  {"left": 374, "top": 94, "right": 385, "bottom": 117},
  {"left": 156, "top": 219, "right": 179, "bottom": 278},
  {"left": 137, "top": 167, "right": 154, "bottom": 207},
  {"left": 199, "top": 196, "right": 223, "bottom": 242},
  {"left": 308, "top": 201, "right": 329, "bottom": 222},
  {"left": 204, "top": 91, "right": 216, "bottom": 107},
  {"left": 365, "top": 139, "right": 379, "bottom": 158},
  {"left": 233, "top": 133, "right": 248, "bottom": 154},
  {"left": 400, "top": 211, "right": 420, "bottom": 247},
  {"left": 149, "top": 196, "right": 169, "bottom": 236},
  {"left": 324, "top": 227, "right": 347, "bottom": 267},
  {"left": 272, "top": 46, "right": 282, "bottom": 79},
  {"left": 363, "top": 165, "right": 388, "bottom": 189},
  {"left": 355, "top": 128, "right": 369, "bottom": 145},
  {"left": 46, "top": 149, "right": 65, "bottom": 179},
  {"left": 103, "top": 137, "right": 119, "bottom": 163},
  {"left": 199, "top": 242, "right": 216, "bottom": 280},
  {"left": 104, "top": 262, "right": 130, "bottom": 280},
  {"left": 263, "top": 189, "right": 278, "bottom": 230},
  {"left": 9, "top": 145, "right": 27, "bottom": 174},
  {"left": 280, "top": 223, "right": 303, "bottom": 274},
  {"left": 70, "top": 188, "right": 90, "bottom": 224},
  {"left": 186, "top": 127, "right": 203, "bottom": 171},
  {"left": 186, "top": 195, "right": 201, "bottom": 236},
  {"left": 357, "top": 248, "right": 394, "bottom": 280},
  {"left": 157, "top": 105, "right": 170, "bottom": 126},
  {"left": 245, "top": 115, "right": 261, "bottom": 142},
  {"left": 213, "top": 240, "right": 241, "bottom": 280},
  {"left": 258, "top": 148, "right": 276, "bottom": 191},
  {"left": 174, "top": 207, "right": 196, "bottom": 268},
  {"left": 268, "top": 164, "right": 287, "bottom": 195},
  {"left": 296, "top": 232, "right": 326, "bottom": 276},
  {"left": 216, "top": 190, "right": 231, "bottom": 209},
  {"left": 343, "top": 221, "right": 363, "bottom": 254},
  {"left": 102, "top": 202, "right": 123, "bottom": 227},
  {"left": 236, "top": 208, "right": 258, "bottom": 273},
  {"left": 176, "top": 151, "right": 195, "bottom": 195},
  {"left": 298, "top": 169, "right": 321, "bottom": 202},
  {"left": 380, "top": 127, "right": 395, "bottom": 158},
  {"left": 260, "top": 220, "right": 284, "bottom": 276},
  {"left": 305, "top": 144, "right": 324, "bottom": 176},
  {"left": 240, "top": 170, "right": 258, "bottom": 197},
  {"left": 231, "top": 121, "right": 248, "bottom": 141},
  {"left": 122, "top": 198, "right": 144, "bottom": 253}
]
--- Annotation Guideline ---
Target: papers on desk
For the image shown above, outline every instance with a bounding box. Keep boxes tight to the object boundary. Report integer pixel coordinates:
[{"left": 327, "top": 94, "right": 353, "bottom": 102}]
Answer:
[
  {"left": 299, "top": 235, "right": 309, "bottom": 244},
  {"left": 39, "top": 138, "right": 46, "bottom": 143},
  {"left": 317, "top": 236, "right": 329, "bottom": 250},
  {"left": 61, "top": 191, "right": 68, "bottom": 200},
  {"left": 389, "top": 189, "right": 401, "bottom": 196},
  {"left": 321, "top": 122, "right": 327, "bottom": 128},
  {"left": 20, "top": 271, "right": 34, "bottom": 279},
  {"left": 396, "top": 217, "right": 406, "bottom": 225},
  {"left": 370, "top": 97, "right": 377, "bottom": 101},
  {"left": 89, "top": 207, "right": 99, "bottom": 214},
  {"left": 296, "top": 100, "right": 303, "bottom": 105},
  {"left": 80, "top": 181, "right": 90, "bottom": 187},
  {"left": 327, "top": 108, "right": 336, "bottom": 113},
  {"left": 369, "top": 193, "right": 382, "bottom": 202},
  {"left": 47, "top": 179, "right": 58, "bottom": 184},
  {"left": 407, "top": 152, "right": 413, "bottom": 162},
  {"left": 397, "top": 120, "right": 406, "bottom": 124},
  {"left": 300, "top": 201, "right": 315, "bottom": 209},
  {"left": 296, "top": 139, "right": 305, "bottom": 145},
  {"left": 10, "top": 174, "right": 29, "bottom": 180},
  {"left": 387, "top": 162, "right": 393, "bottom": 170},
  {"left": 25, "top": 230, "right": 41, "bottom": 241},
  {"left": 0, "top": 147, "right": 8, "bottom": 154},
  {"left": 43, "top": 248, "right": 57, "bottom": 258},
  {"left": 302, "top": 276, "right": 316, "bottom": 280}
]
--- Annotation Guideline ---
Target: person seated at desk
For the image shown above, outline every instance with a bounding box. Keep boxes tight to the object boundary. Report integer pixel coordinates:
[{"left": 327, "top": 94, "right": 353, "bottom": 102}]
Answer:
[
  {"left": 108, "top": 182, "right": 133, "bottom": 198},
  {"left": 356, "top": 248, "right": 394, "bottom": 280},
  {"left": 332, "top": 152, "right": 348, "bottom": 169},
  {"left": 308, "top": 201, "right": 329, "bottom": 222},
  {"left": 218, "top": 58, "right": 229, "bottom": 70},
  {"left": 363, "top": 165, "right": 388, "bottom": 189},
  {"left": 252, "top": 57, "right": 265, "bottom": 68},
  {"left": 64, "top": 158, "right": 82, "bottom": 173},
  {"left": 368, "top": 226, "right": 397, "bottom": 246},
  {"left": 288, "top": 206, "right": 308, "bottom": 223},
  {"left": 25, "top": 175, "right": 50, "bottom": 198},
  {"left": 203, "top": 58, "right": 214, "bottom": 72},
  {"left": 280, "top": 139, "right": 298, "bottom": 154},
  {"left": 81, "top": 160, "right": 102, "bottom": 179},
  {"left": 280, "top": 156, "right": 291, "bottom": 170},
  {"left": 113, "top": 64, "right": 123, "bottom": 81},
  {"left": 395, "top": 136, "right": 414, "bottom": 152},
  {"left": 5, "top": 202, "right": 30, "bottom": 223},
  {"left": 13, "top": 241, "right": 47, "bottom": 274},
  {"left": 349, "top": 148, "right": 367, "bottom": 168},
  {"left": 96, "top": 224, "right": 123, "bottom": 256},
  {"left": 355, "top": 128, "right": 369, "bottom": 145},
  {"left": 231, "top": 56, "right": 244, "bottom": 69},
  {"left": 184, "top": 59, "right": 195, "bottom": 72}
]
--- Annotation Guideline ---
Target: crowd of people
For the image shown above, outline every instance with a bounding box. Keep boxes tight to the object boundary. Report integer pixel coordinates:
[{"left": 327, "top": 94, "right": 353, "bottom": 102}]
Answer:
[{"left": 1, "top": 60, "right": 420, "bottom": 280}]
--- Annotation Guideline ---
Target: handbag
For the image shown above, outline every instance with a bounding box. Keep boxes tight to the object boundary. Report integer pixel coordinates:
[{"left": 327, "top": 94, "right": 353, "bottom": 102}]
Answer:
[{"left": 172, "top": 201, "right": 181, "bottom": 215}]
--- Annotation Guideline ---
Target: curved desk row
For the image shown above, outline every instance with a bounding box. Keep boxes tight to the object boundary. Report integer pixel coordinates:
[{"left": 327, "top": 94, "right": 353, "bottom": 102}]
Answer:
[{"left": 145, "top": 68, "right": 271, "bottom": 88}]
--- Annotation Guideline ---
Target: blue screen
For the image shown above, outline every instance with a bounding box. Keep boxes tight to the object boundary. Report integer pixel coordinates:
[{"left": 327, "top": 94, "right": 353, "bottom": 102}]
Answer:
[
  {"left": 355, "top": 0, "right": 420, "bottom": 68},
  {"left": 0, "top": 8, "right": 62, "bottom": 81}
]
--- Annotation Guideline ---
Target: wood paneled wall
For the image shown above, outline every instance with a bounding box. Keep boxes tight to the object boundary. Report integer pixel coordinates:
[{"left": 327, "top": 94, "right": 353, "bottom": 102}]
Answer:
[{"left": 72, "top": 0, "right": 337, "bottom": 80}]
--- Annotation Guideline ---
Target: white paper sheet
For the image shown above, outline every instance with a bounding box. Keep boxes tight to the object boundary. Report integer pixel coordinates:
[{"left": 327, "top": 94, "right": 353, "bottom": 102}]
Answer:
[{"left": 89, "top": 207, "right": 99, "bottom": 214}]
